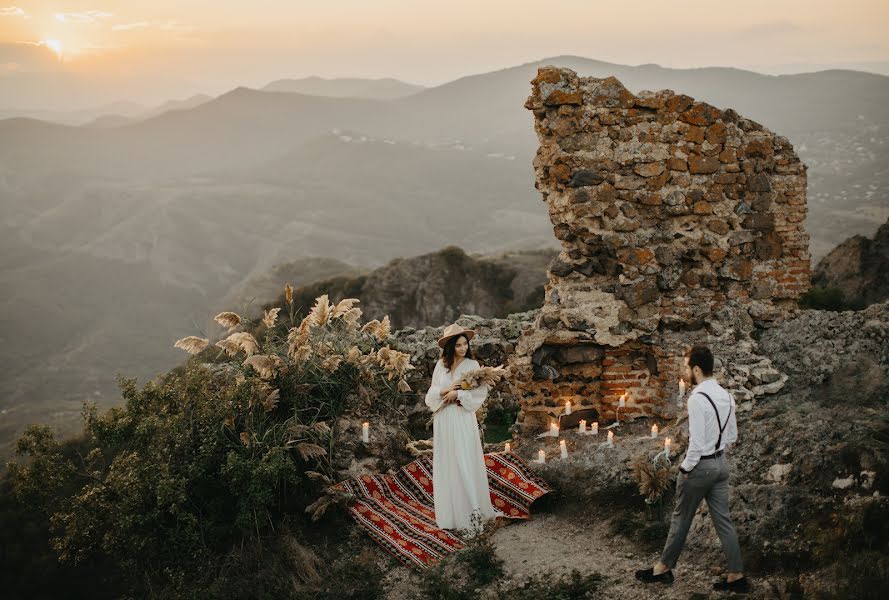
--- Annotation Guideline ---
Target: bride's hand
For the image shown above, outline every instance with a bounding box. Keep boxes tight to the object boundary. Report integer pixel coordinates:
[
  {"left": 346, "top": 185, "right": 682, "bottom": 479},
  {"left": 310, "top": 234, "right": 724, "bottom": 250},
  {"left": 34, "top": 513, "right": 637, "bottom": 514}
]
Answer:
[
  {"left": 439, "top": 383, "right": 458, "bottom": 397},
  {"left": 443, "top": 390, "right": 459, "bottom": 404}
]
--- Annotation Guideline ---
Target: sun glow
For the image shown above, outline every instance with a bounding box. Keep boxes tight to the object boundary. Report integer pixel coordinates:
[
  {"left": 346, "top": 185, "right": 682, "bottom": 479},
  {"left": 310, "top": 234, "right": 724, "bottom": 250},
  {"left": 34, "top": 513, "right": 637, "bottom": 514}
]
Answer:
[{"left": 41, "top": 39, "right": 64, "bottom": 59}]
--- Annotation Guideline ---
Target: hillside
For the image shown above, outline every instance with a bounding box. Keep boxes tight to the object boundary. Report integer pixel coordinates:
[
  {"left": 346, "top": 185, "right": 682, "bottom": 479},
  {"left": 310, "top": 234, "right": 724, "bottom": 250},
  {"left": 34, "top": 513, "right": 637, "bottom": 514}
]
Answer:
[
  {"left": 811, "top": 217, "right": 889, "bottom": 308},
  {"left": 265, "top": 246, "right": 555, "bottom": 331}
]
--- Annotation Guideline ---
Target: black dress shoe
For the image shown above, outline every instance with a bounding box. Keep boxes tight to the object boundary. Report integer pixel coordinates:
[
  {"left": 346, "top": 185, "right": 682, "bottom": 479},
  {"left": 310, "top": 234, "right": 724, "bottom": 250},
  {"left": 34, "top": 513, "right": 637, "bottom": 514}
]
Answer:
[
  {"left": 713, "top": 576, "right": 750, "bottom": 593},
  {"left": 635, "top": 567, "right": 674, "bottom": 584}
]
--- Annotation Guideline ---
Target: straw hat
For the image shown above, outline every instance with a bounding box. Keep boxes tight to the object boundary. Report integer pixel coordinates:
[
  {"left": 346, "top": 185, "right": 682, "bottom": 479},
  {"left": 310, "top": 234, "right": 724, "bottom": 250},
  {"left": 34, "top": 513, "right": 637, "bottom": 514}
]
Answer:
[{"left": 437, "top": 323, "right": 475, "bottom": 348}]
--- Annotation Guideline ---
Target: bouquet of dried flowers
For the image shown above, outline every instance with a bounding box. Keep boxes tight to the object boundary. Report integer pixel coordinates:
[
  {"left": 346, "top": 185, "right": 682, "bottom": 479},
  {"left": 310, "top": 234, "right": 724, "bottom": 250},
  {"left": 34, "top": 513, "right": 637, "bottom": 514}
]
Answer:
[{"left": 432, "top": 365, "right": 510, "bottom": 415}]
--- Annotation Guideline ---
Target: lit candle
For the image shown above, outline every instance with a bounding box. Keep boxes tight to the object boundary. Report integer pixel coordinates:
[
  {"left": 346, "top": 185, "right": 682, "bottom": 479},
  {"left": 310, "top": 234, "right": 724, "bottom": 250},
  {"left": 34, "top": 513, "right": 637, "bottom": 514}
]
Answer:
[
  {"left": 591, "top": 421, "right": 599, "bottom": 435},
  {"left": 651, "top": 424, "right": 659, "bottom": 438},
  {"left": 504, "top": 441, "right": 511, "bottom": 452},
  {"left": 565, "top": 400, "right": 572, "bottom": 416},
  {"left": 607, "top": 430, "right": 615, "bottom": 447},
  {"left": 618, "top": 394, "right": 626, "bottom": 408},
  {"left": 362, "top": 421, "right": 369, "bottom": 443},
  {"left": 560, "top": 439, "right": 568, "bottom": 459},
  {"left": 538, "top": 449, "right": 546, "bottom": 463},
  {"left": 579, "top": 419, "right": 587, "bottom": 433},
  {"left": 665, "top": 437, "right": 672, "bottom": 454},
  {"left": 679, "top": 378, "right": 686, "bottom": 397},
  {"left": 549, "top": 420, "right": 559, "bottom": 437}
]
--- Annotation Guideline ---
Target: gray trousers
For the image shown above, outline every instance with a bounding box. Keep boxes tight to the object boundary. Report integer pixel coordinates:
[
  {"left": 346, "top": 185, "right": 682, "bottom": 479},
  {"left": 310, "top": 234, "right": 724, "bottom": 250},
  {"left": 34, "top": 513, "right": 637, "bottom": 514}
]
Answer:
[{"left": 661, "top": 454, "right": 743, "bottom": 572}]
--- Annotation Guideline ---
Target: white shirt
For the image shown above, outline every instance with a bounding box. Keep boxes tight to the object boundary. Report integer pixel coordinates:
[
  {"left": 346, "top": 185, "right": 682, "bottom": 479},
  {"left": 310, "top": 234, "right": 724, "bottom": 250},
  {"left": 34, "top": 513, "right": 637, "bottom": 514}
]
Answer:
[{"left": 681, "top": 378, "right": 738, "bottom": 472}]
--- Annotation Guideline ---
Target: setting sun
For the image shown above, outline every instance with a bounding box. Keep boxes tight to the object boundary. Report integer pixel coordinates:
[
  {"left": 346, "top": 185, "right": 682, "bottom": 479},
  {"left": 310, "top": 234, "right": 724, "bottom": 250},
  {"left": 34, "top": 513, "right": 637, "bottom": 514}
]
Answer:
[{"left": 40, "top": 39, "right": 64, "bottom": 60}]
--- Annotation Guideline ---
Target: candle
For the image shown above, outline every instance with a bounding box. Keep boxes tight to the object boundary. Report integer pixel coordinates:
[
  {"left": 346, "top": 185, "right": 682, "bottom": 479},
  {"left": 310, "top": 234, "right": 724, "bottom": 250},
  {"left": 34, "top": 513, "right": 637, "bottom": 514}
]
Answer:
[
  {"left": 579, "top": 419, "right": 587, "bottom": 433},
  {"left": 651, "top": 424, "right": 659, "bottom": 438},
  {"left": 504, "top": 441, "right": 511, "bottom": 452},
  {"left": 679, "top": 378, "right": 686, "bottom": 396},
  {"left": 538, "top": 449, "right": 546, "bottom": 463},
  {"left": 665, "top": 437, "right": 672, "bottom": 454},
  {"left": 591, "top": 421, "right": 599, "bottom": 435},
  {"left": 618, "top": 394, "right": 626, "bottom": 408},
  {"left": 607, "top": 430, "right": 615, "bottom": 447},
  {"left": 560, "top": 439, "right": 568, "bottom": 459},
  {"left": 362, "top": 421, "right": 369, "bottom": 443},
  {"left": 549, "top": 420, "right": 559, "bottom": 437},
  {"left": 565, "top": 400, "right": 572, "bottom": 416}
]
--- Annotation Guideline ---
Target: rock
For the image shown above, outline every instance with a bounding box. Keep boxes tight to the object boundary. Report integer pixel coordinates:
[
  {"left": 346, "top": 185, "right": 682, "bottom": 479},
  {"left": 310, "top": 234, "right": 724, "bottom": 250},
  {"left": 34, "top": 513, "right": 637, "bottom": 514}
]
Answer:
[
  {"left": 533, "top": 364, "right": 560, "bottom": 380},
  {"left": 544, "top": 89, "right": 583, "bottom": 106},
  {"left": 766, "top": 463, "right": 793, "bottom": 484},
  {"left": 811, "top": 217, "right": 889, "bottom": 308},
  {"left": 832, "top": 476, "right": 855, "bottom": 490},
  {"left": 567, "top": 170, "right": 605, "bottom": 187},
  {"left": 633, "top": 162, "right": 665, "bottom": 178},
  {"left": 748, "top": 173, "right": 772, "bottom": 192},
  {"left": 750, "top": 365, "right": 783, "bottom": 386},
  {"left": 688, "top": 155, "right": 720, "bottom": 174}
]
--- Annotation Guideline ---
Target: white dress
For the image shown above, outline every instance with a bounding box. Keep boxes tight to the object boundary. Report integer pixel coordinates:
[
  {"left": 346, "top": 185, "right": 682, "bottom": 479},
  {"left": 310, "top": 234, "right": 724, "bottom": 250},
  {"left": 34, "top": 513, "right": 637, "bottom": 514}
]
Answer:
[{"left": 424, "top": 357, "right": 497, "bottom": 531}]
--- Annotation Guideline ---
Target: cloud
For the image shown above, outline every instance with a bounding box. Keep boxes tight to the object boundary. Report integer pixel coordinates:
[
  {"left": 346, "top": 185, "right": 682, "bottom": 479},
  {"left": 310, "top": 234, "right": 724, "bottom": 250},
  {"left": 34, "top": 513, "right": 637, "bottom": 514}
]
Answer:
[
  {"left": 112, "top": 21, "right": 150, "bottom": 32},
  {"left": 54, "top": 11, "right": 114, "bottom": 24},
  {"left": 0, "top": 6, "right": 27, "bottom": 18}
]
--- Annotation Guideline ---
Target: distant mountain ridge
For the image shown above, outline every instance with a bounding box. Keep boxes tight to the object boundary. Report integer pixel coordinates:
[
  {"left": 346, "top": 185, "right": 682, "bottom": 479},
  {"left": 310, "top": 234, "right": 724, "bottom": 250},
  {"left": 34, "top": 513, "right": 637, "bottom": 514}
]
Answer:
[{"left": 262, "top": 76, "right": 424, "bottom": 99}]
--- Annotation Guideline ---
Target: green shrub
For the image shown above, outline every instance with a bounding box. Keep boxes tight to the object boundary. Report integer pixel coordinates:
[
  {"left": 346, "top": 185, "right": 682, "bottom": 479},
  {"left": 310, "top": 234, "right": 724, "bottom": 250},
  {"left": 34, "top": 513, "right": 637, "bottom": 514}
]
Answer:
[{"left": 5, "top": 292, "right": 414, "bottom": 597}]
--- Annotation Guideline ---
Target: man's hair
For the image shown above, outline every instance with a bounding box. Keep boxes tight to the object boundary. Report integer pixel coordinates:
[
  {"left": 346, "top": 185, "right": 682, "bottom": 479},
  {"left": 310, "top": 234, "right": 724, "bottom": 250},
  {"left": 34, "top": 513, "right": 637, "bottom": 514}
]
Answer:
[{"left": 686, "top": 345, "right": 714, "bottom": 376}]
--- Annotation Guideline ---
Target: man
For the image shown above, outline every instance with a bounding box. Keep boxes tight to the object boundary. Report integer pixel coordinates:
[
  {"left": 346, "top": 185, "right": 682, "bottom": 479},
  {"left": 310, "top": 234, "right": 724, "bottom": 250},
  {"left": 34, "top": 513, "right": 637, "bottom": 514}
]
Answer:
[{"left": 635, "top": 345, "right": 749, "bottom": 594}]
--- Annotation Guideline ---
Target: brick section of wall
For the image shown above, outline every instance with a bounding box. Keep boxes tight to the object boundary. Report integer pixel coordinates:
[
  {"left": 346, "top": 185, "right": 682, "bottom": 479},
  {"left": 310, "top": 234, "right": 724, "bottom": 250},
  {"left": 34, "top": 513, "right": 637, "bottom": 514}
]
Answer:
[{"left": 510, "top": 67, "right": 810, "bottom": 433}]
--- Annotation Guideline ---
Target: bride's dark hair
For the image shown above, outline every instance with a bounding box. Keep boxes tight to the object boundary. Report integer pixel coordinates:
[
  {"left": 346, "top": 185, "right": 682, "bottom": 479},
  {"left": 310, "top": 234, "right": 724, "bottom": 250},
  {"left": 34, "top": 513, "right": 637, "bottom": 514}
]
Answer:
[{"left": 441, "top": 335, "right": 473, "bottom": 371}]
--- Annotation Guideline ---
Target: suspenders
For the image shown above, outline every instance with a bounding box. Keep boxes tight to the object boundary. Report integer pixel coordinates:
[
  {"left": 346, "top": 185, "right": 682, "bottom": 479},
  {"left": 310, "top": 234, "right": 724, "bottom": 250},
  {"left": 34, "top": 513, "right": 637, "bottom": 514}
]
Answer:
[{"left": 698, "top": 392, "right": 731, "bottom": 458}]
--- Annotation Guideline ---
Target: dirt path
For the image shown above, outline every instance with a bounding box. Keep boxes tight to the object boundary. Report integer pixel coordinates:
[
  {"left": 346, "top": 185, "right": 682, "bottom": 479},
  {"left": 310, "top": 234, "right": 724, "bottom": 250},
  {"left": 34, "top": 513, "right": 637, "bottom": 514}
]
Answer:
[{"left": 382, "top": 507, "right": 769, "bottom": 599}]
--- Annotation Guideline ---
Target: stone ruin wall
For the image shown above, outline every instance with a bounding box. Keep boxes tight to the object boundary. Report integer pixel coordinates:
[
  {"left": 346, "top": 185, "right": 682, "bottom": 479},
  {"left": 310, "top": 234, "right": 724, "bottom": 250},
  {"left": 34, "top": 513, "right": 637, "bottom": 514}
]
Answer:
[{"left": 510, "top": 67, "right": 810, "bottom": 433}]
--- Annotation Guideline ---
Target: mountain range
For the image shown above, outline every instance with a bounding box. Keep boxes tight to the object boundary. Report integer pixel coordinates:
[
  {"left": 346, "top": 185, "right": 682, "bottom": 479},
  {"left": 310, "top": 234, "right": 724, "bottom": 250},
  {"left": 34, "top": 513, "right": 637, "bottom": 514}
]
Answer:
[{"left": 1, "top": 55, "right": 887, "bottom": 455}]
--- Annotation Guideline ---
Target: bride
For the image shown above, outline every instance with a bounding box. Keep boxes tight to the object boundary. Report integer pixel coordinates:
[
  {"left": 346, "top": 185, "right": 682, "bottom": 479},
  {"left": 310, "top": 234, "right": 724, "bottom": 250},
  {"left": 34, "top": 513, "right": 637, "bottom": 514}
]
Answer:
[{"left": 424, "top": 324, "right": 497, "bottom": 533}]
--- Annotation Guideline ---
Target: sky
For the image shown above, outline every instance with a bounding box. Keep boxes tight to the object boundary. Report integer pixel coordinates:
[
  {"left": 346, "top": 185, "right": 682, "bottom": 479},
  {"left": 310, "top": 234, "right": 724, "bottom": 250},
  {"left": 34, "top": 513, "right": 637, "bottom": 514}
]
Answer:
[{"left": 1, "top": 1, "right": 888, "bottom": 108}]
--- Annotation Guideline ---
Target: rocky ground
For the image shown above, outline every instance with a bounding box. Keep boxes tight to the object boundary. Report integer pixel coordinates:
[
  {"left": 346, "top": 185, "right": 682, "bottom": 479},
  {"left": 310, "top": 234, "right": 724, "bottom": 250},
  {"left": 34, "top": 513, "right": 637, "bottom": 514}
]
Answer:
[{"left": 340, "top": 302, "right": 889, "bottom": 599}]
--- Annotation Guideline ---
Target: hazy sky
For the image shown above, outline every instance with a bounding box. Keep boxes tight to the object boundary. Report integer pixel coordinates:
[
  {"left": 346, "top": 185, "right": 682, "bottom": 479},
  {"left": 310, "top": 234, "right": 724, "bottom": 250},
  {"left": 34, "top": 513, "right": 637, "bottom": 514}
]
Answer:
[{"left": 2, "top": 1, "right": 888, "bottom": 105}]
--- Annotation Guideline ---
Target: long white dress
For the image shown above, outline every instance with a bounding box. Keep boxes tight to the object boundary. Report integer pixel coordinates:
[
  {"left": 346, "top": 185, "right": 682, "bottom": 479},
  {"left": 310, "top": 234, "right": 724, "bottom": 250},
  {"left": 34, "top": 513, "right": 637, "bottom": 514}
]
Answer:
[{"left": 424, "top": 357, "right": 497, "bottom": 531}]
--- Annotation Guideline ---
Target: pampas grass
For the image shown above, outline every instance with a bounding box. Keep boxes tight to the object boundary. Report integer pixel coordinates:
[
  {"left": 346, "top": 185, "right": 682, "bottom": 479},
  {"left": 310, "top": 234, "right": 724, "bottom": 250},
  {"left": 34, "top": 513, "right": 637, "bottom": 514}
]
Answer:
[
  {"left": 262, "top": 308, "right": 280, "bottom": 329},
  {"left": 632, "top": 454, "right": 673, "bottom": 503},
  {"left": 243, "top": 354, "right": 283, "bottom": 379},
  {"left": 225, "top": 332, "right": 260, "bottom": 357},
  {"left": 284, "top": 283, "right": 294, "bottom": 306},
  {"left": 174, "top": 336, "right": 209, "bottom": 355},
  {"left": 214, "top": 311, "right": 242, "bottom": 330},
  {"left": 308, "top": 294, "right": 332, "bottom": 327},
  {"left": 296, "top": 442, "right": 327, "bottom": 462}
]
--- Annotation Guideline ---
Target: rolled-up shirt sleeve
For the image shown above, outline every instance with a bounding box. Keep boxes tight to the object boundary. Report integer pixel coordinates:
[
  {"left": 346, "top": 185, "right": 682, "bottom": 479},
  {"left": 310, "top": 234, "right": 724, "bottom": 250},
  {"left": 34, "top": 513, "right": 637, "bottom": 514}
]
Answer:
[
  {"left": 424, "top": 360, "right": 444, "bottom": 413},
  {"left": 681, "top": 394, "right": 708, "bottom": 472}
]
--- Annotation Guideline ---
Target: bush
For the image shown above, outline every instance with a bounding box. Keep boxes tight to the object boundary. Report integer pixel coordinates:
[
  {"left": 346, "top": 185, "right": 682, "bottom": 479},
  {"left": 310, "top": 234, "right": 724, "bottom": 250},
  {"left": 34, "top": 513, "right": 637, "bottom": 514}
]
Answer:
[{"left": 5, "top": 292, "right": 415, "bottom": 597}]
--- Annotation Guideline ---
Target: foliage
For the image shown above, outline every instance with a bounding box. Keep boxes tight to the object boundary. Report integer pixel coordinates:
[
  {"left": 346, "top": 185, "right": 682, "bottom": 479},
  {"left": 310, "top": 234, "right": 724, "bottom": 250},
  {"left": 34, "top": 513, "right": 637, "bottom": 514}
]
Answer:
[
  {"left": 506, "top": 570, "right": 603, "bottom": 600},
  {"left": 5, "top": 290, "right": 414, "bottom": 597}
]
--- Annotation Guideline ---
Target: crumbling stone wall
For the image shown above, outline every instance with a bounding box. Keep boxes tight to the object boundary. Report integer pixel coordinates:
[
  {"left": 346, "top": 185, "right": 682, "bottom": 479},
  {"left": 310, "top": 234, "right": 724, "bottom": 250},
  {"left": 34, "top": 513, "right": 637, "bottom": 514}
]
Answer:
[{"left": 511, "top": 67, "right": 810, "bottom": 432}]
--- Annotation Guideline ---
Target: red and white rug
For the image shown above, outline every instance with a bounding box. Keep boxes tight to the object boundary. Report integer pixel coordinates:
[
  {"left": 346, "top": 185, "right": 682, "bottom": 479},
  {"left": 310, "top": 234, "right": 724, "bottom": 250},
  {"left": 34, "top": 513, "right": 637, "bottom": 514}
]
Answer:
[{"left": 333, "top": 451, "right": 551, "bottom": 569}]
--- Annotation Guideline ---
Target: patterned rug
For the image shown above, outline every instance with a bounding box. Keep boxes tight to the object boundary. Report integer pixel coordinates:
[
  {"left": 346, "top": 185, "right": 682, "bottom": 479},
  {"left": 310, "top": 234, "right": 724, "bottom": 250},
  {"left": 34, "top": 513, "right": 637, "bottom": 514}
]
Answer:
[{"left": 333, "top": 451, "right": 551, "bottom": 569}]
